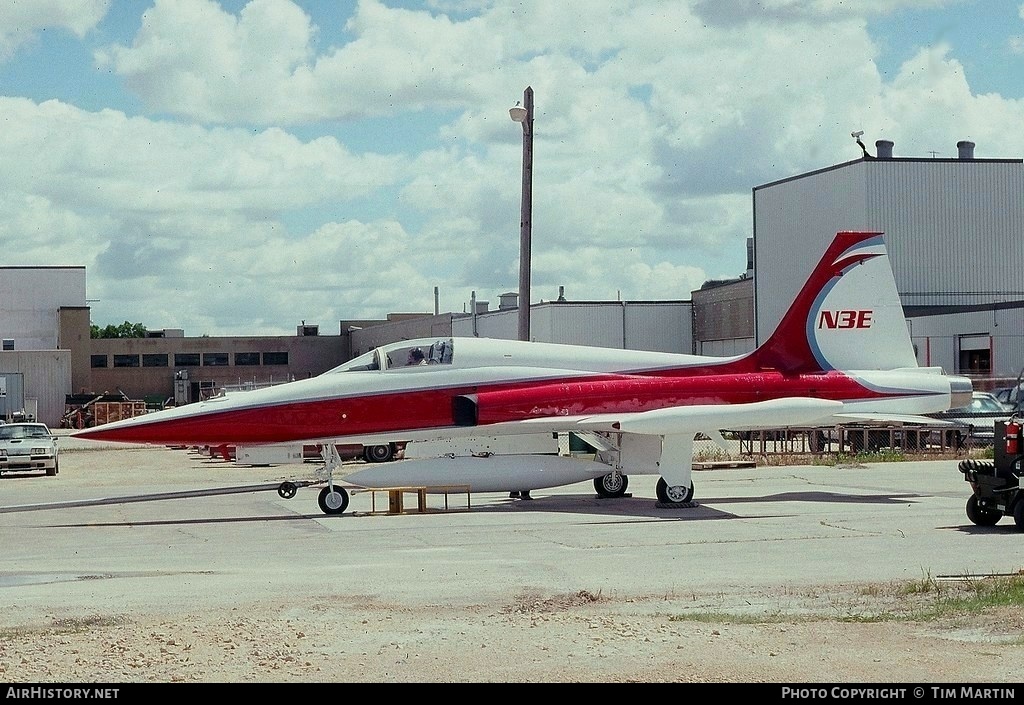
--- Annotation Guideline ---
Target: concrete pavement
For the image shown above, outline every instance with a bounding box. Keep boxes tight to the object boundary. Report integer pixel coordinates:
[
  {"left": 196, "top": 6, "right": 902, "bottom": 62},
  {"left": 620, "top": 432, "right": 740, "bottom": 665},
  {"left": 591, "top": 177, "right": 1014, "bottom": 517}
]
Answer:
[{"left": 1, "top": 436, "right": 1021, "bottom": 628}]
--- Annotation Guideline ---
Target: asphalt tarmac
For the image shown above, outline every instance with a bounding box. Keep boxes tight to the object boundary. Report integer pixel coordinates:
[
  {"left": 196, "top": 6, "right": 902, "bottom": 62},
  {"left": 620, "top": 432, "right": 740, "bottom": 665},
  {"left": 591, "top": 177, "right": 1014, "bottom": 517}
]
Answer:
[{"left": 1, "top": 433, "right": 1022, "bottom": 629}]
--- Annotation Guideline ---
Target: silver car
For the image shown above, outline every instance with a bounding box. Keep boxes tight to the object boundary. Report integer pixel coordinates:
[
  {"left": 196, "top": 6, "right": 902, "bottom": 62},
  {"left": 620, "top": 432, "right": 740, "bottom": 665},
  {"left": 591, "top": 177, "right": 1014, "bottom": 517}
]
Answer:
[
  {"left": 0, "top": 423, "right": 59, "bottom": 476},
  {"left": 926, "top": 391, "right": 1013, "bottom": 445}
]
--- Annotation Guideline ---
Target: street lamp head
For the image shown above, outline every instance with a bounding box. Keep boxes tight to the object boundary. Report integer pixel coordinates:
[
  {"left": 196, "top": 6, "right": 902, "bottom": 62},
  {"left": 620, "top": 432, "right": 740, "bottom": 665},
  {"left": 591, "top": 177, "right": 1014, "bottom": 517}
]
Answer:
[{"left": 509, "top": 102, "right": 528, "bottom": 123}]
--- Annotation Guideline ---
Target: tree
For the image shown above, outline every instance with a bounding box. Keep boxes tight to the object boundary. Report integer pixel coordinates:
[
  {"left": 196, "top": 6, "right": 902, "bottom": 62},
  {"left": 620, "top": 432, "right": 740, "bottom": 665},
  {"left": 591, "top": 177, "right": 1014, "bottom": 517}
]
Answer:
[{"left": 90, "top": 321, "right": 149, "bottom": 339}]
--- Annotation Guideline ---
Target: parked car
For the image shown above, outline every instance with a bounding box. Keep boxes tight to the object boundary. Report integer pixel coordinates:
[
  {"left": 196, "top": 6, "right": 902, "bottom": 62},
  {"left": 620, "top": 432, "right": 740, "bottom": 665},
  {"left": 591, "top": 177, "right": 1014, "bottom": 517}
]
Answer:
[
  {"left": 925, "top": 391, "right": 1014, "bottom": 444},
  {"left": 993, "top": 384, "right": 1023, "bottom": 409},
  {"left": 0, "top": 422, "right": 59, "bottom": 476}
]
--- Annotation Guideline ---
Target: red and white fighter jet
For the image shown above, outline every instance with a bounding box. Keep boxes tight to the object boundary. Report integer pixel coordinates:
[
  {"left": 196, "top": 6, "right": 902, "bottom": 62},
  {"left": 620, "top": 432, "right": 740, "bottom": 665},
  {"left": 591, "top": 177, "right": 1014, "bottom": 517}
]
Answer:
[{"left": 74, "top": 231, "right": 973, "bottom": 514}]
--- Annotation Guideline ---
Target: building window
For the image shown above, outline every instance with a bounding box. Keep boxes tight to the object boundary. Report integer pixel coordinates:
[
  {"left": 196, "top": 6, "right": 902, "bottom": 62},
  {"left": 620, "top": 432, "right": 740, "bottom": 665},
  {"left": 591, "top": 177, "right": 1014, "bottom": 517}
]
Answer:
[
  {"left": 174, "top": 353, "right": 200, "bottom": 366},
  {"left": 142, "top": 354, "right": 169, "bottom": 367},
  {"left": 90, "top": 354, "right": 108, "bottom": 368},
  {"left": 1, "top": 339, "right": 13, "bottom": 351},
  {"left": 113, "top": 354, "right": 140, "bottom": 368},
  {"left": 203, "top": 353, "right": 229, "bottom": 366},
  {"left": 262, "top": 351, "right": 289, "bottom": 365},
  {"left": 235, "top": 352, "right": 260, "bottom": 366}
]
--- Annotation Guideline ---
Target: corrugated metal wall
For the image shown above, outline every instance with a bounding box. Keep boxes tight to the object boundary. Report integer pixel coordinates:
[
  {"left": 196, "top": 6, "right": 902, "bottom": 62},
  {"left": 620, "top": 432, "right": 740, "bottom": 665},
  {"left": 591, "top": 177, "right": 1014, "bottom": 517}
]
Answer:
[
  {"left": 0, "top": 373, "right": 25, "bottom": 418},
  {"left": 0, "top": 350, "right": 72, "bottom": 427},
  {"left": 908, "top": 308, "right": 1024, "bottom": 378},
  {"left": 753, "top": 155, "right": 1024, "bottom": 380},
  {"left": 535, "top": 305, "right": 625, "bottom": 348},
  {"left": 453, "top": 309, "right": 517, "bottom": 340},
  {"left": 867, "top": 161, "right": 1024, "bottom": 306},
  {"left": 622, "top": 303, "right": 691, "bottom": 353},
  {"left": 452, "top": 302, "right": 693, "bottom": 353},
  {"left": 753, "top": 163, "right": 868, "bottom": 343}
]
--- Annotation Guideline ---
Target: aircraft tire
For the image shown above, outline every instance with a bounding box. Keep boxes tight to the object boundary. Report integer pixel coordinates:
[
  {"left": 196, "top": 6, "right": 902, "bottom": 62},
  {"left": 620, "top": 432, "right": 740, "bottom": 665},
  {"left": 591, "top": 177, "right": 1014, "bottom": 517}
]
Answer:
[
  {"left": 318, "top": 486, "right": 350, "bottom": 515},
  {"left": 594, "top": 472, "right": 628, "bottom": 498},
  {"left": 656, "top": 477, "right": 694, "bottom": 504},
  {"left": 363, "top": 444, "right": 395, "bottom": 463},
  {"left": 277, "top": 481, "right": 298, "bottom": 499},
  {"left": 966, "top": 494, "right": 1001, "bottom": 527}
]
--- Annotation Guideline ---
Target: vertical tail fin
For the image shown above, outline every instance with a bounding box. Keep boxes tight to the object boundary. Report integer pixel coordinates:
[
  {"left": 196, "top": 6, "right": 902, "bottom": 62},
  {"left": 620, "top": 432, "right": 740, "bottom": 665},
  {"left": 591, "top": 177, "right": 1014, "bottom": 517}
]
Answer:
[{"left": 751, "top": 232, "right": 917, "bottom": 373}]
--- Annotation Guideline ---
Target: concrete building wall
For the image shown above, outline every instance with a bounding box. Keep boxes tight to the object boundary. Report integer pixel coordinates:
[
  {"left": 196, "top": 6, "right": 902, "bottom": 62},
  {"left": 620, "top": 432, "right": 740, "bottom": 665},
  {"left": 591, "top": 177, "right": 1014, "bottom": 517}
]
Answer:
[
  {"left": 696, "top": 338, "right": 756, "bottom": 356},
  {"left": 58, "top": 306, "right": 92, "bottom": 396},
  {"left": 89, "top": 334, "right": 346, "bottom": 403},
  {"left": 692, "top": 277, "right": 754, "bottom": 346},
  {"left": 0, "top": 267, "right": 86, "bottom": 350}
]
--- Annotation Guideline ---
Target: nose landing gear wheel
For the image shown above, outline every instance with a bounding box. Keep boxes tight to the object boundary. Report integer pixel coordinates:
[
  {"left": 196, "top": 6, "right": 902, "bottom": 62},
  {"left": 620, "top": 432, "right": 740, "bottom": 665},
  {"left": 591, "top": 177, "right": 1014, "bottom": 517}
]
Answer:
[
  {"left": 318, "top": 486, "right": 350, "bottom": 515},
  {"left": 277, "top": 481, "right": 298, "bottom": 499}
]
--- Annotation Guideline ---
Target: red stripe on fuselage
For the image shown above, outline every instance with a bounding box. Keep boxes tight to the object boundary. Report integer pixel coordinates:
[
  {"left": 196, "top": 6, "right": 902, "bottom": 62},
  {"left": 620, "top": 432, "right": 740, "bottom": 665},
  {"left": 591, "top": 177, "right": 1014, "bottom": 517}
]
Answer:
[
  {"left": 77, "top": 369, "right": 898, "bottom": 446},
  {"left": 470, "top": 370, "right": 892, "bottom": 424}
]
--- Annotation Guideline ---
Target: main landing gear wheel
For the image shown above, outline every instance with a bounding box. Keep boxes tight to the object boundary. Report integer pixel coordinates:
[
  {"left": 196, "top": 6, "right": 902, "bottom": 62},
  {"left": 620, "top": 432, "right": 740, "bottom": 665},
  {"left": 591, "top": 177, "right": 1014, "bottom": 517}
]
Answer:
[
  {"left": 363, "top": 444, "right": 394, "bottom": 463},
  {"left": 318, "top": 486, "right": 350, "bottom": 515},
  {"left": 966, "top": 494, "right": 1001, "bottom": 527},
  {"left": 656, "top": 477, "right": 694, "bottom": 504},
  {"left": 594, "top": 472, "right": 628, "bottom": 498},
  {"left": 277, "top": 481, "right": 298, "bottom": 499}
]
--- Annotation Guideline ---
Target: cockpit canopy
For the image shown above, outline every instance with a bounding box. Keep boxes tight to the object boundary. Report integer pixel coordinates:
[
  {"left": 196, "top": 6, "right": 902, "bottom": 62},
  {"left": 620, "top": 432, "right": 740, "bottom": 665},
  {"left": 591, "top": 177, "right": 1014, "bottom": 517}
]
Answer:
[{"left": 329, "top": 338, "right": 454, "bottom": 373}]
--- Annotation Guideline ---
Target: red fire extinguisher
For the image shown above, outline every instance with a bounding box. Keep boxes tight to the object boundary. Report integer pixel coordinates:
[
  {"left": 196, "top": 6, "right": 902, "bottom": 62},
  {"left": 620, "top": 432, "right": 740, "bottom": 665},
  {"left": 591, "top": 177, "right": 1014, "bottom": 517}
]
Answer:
[{"left": 1006, "top": 421, "right": 1020, "bottom": 456}]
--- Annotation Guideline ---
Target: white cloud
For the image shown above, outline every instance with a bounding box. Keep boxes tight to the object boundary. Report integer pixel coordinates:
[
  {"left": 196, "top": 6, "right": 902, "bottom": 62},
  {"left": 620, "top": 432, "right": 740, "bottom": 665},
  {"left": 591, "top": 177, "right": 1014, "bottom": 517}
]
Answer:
[
  {"left": 0, "top": 0, "right": 109, "bottom": 61},
  {"left": 2, "top": 0, "right": 1024, "bottom": 336}
]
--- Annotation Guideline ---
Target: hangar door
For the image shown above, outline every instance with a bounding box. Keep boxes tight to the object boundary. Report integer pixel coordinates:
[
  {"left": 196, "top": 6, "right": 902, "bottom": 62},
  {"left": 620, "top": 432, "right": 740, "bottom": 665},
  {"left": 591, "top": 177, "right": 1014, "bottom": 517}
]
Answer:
[{"left": 958, "top": 335, "right": 991, "bottom": 376}]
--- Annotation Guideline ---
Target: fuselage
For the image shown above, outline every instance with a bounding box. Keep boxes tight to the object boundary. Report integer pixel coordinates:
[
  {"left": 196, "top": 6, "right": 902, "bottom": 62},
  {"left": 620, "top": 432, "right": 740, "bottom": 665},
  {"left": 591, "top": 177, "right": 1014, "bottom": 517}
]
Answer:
[{"left": 73, "top": 335, "right": 970, "bottom": 447}]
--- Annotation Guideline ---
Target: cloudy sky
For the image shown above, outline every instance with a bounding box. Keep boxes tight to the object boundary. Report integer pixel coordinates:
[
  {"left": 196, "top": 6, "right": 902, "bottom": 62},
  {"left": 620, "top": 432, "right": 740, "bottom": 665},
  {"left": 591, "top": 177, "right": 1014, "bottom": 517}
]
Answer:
[{"left": 2, "top": 0, "right": 1024, "bottom": 336}]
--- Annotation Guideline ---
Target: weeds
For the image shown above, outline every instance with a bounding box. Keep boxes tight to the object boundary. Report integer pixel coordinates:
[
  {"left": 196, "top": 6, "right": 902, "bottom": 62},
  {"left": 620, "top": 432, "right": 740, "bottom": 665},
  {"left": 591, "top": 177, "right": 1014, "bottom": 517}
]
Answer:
[
  {"left": 667, "top": 574, "right": 1024, "bottom": 625},
  {"left": 0, "top": 614, "right": 129, "bottom": 640}
]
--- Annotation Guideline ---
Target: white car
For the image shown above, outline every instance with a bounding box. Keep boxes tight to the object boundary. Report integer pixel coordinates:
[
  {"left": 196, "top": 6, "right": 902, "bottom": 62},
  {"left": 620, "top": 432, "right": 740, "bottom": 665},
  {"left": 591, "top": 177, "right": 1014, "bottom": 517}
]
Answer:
[{"left": 0, "top": 422, "right": 59, "bottom": 476}]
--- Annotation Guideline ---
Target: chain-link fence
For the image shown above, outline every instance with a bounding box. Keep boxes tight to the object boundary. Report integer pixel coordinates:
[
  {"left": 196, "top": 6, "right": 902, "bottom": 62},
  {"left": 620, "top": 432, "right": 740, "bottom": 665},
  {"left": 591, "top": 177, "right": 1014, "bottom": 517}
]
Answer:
[{"left": 694, "top": 424, "right": 983, "bottom": 463}]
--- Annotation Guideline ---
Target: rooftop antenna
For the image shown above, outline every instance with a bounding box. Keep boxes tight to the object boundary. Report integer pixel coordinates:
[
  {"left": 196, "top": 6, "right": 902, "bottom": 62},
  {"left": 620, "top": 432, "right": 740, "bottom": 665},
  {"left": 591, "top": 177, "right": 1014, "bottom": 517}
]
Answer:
[{"left": 851, "top": 130, "right": 873, "bottom": 159}]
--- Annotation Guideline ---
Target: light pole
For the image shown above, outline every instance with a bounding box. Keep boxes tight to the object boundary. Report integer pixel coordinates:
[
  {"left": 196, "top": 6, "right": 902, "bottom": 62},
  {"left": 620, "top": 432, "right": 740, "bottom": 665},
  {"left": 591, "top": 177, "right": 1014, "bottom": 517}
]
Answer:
[{"left": 509, "top": 86, "right": 533, "bottom": 342}]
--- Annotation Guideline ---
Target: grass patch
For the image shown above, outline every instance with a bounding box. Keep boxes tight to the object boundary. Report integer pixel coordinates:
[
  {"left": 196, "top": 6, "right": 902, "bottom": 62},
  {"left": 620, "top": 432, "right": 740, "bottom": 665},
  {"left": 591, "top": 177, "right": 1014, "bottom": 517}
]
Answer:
[
  {"left": 0, "top": 614, "right": 130, "bottom": 639},
  {"left": 667, "top": 574, "right": 1024, "bottom": 625}
]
